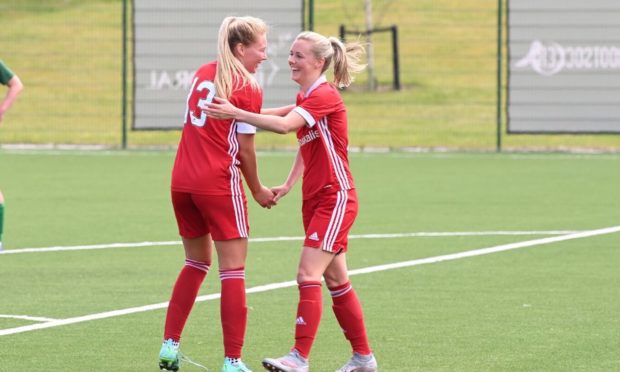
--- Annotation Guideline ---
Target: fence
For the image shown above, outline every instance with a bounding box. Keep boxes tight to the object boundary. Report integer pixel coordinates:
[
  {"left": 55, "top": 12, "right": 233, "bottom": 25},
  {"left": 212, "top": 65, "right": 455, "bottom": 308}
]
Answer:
[{"left": 1, "top": 0, "right": 618, "bottom": 151}]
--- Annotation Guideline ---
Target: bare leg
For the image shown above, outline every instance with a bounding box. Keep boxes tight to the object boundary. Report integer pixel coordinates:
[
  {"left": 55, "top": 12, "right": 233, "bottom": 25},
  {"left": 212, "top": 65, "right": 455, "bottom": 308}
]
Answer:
[
  {"left": 214, "top": 238, "right": 247, "bottom": 270},
  {"left": 182, "top": 234, "right": 213, "bottom": 263}
]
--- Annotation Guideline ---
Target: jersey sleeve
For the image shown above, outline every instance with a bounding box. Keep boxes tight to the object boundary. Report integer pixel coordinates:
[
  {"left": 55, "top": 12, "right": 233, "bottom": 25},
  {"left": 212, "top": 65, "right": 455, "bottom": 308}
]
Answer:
[
  {"left": 231, "top": 84, "right": 262, "bottom": 134},
  {"left": 0, "top": 60, "right": 15, "bottom": 86},
  {"left": 293, "top": 88, "right": 341, "bottom": 128},
  {"left": 236, "top": 121, "right": 257, "bottom": 134}
]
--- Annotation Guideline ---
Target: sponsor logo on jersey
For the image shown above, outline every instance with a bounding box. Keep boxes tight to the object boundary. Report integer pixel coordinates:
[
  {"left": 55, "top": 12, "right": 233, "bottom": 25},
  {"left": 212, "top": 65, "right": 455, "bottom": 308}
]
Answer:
[{"left": 298, "top": 129, "right": 320, "bottom": 146}]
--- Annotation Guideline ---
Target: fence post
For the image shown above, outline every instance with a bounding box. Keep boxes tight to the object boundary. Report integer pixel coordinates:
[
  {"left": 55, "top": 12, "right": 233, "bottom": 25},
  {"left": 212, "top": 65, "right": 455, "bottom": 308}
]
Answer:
[
  {"left": 496, "top": 0, "right": 503, "bottom": 152},
  {"left": 121, "top": 0, "right": 128, "bottom": 149},
  {"left": 308, "top": 0, "right": 314, "bottom": 31},
  {"left": 391, "top": 25, "right": 401, "bottom": 91}
]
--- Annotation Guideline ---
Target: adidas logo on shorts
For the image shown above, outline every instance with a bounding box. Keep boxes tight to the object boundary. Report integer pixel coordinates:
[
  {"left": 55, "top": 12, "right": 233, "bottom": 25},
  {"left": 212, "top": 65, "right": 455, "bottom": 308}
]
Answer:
[{"left": 308, "top": 232, "right": 319, "bottom": 241}]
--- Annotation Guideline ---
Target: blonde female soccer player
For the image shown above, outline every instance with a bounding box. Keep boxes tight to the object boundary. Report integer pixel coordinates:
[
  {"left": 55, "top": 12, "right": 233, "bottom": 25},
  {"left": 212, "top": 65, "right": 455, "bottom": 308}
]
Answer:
[
  {"left": 205, "top": 31, "right": 377, "bottom": 372},
  {"left": 159, "top": 16, "right": 285, "bottom": 372}
]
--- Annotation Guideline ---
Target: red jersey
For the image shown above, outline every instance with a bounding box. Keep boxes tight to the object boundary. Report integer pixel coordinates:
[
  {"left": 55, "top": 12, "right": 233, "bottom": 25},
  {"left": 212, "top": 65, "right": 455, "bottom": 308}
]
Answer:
[
  {"left": 171, "top": 61, "right": 262, "bottom": 195},
  {"left": 293, "top": 76, "right": 355, "bottom": 200}
]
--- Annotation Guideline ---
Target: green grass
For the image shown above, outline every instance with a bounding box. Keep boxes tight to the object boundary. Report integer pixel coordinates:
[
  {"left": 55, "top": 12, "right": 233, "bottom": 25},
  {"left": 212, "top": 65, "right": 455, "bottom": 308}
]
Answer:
[
  {"left": 1, "top": 150, "right": 619, "bottom": 370},
  {"left": 1, "top": 0, "right": 619, "bottom": 150}
]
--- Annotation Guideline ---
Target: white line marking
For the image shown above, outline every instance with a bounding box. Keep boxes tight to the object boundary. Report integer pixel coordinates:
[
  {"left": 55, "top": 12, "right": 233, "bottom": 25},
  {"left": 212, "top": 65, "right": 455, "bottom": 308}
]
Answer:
[
  {"left": 347, "top": 225, "right": 620, "bottom": 275},
  {"left": 0, "top": 315, "right": 59, "bottom": 323},
  {"left": 1, "top": 225, "right": 618, "bottom": 337},
  {"left": 0, "top": 241, "right": 182, "bottom": 254},
  {"left": 0, "top": 231, "right": 581, "bottom": 255}
]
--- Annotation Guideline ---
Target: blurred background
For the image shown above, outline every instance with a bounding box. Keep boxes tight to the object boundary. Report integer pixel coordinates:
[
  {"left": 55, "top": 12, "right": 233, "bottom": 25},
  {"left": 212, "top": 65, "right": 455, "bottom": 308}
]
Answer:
[{"left": 1, "top": 0, "right": 619, "bottom": 152}]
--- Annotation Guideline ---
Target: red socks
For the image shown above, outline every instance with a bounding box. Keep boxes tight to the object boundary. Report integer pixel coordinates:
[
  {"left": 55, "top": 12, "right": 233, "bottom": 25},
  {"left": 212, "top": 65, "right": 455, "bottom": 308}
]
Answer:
[
  {"left": 164, "top": 259, "right": 210, "bottom": 341},
  {"left": 329, "top": 281, "right": 372, "bottom": 355},
  {"left": 293, "top": 281, "right": 372, "bottom": 358},
  {"left": 293, "top": 281, "right": 323, "bottom": 358},
  {"left": 163, "top": 263, "right": 247, "bottom": 359},
  {"left": 165, "top": 264, "right": 370, "bottom": 360},
  {"left": 219, "top": 267, "right": 247, "bottom": 359}
]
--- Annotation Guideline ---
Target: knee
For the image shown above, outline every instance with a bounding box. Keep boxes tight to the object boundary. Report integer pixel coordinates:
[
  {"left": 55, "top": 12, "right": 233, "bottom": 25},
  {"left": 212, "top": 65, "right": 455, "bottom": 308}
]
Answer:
[
  {"left": 323, "top": 272, "right": 349, "bottom": 288},
  {"left": 324, "top": 277, "right": 349, "bottom": 289},
  {"left": 296, "top": 267, "right": 321, "bottom": 284},
  {"left": 186, "top": 252, "right": 212, "bottom": 266}
]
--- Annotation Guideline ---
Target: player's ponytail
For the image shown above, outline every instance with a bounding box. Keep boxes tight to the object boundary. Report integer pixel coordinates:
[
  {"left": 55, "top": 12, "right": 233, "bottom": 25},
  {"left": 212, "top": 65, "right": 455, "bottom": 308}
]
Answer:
[
  {"left": 295, "top": 31, "right": 366, "bottom": 88},
  {"left": 216, "top": 16, "right": 267, "bottom": 99},
  {"left": 329, "top": 37, "right": 366, "bottom": 88}
]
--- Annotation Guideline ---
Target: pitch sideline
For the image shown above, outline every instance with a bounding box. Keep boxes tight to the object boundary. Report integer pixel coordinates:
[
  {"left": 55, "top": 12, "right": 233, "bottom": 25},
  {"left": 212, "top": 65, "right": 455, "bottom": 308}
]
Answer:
[
  {"left": 0, "top": 230, "right": 582, "bottom": 255},
  {"left": 1, "top": 225, "right": 618, "bottom": 337}
]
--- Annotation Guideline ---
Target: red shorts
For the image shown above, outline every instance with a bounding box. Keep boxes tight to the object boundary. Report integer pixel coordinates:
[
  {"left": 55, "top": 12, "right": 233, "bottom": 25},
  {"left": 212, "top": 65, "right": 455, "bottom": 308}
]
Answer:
[
  {"left": 302, "top": 189, "right": 358, "bottom": 253},
  {"left": 171, "top": 191, "right": 249, "bottom": 241}
]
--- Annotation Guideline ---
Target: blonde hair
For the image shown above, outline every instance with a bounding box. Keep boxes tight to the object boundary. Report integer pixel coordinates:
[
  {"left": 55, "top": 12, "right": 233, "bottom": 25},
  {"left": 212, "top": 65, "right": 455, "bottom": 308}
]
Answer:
[
  {"left": 295, "top": 31, "right": 366, "bottom": 88},
  {"left": 216, "top": 16, "right": 267, "bottom": 99}
]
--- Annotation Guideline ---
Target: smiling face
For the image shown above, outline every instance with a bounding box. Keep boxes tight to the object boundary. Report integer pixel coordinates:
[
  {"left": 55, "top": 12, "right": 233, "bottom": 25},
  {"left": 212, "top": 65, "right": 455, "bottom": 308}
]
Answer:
[
  {"left": 236, "top": 32, "right": 268, "bottom": 73},
  {"left": 288, "top": 38, "right": 324, "bottom": 89}
]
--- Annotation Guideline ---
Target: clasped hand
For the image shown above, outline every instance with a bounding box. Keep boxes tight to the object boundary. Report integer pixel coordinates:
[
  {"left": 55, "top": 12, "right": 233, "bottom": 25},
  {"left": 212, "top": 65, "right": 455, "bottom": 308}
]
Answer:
[
  {"left": 253, "top": 185, "right": 277, "bottom": 209},
  {"left": 253, "top": 183, "right": 291, "bottom": 209}
]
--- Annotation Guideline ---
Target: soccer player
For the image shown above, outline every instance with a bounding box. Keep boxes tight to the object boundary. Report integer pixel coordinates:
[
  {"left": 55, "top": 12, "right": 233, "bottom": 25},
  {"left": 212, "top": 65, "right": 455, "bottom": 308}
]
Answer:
[
  {"left": 204, "top": 31, "right": 378, "bottom": 372},
  {"left": 0, "top": 59, "right": 24, "bottom": 251},
  {"left": 159, "top": 16, "right": 284, "bottom": 372}
]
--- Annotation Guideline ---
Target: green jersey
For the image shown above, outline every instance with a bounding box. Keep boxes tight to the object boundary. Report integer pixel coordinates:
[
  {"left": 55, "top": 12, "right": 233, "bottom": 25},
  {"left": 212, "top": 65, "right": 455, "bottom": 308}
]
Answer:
[{"left": 0, "top": 59, "right": 15, "bottom": 85}]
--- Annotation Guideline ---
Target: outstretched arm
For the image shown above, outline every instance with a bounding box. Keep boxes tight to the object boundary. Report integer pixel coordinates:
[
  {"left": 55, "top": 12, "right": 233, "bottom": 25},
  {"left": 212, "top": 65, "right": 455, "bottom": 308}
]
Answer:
[
  {"left": 0, "top": 75, "right": 24, "bottom": 124},
  {"left": 261, "top": 104, "right": 295, "bottom": 116},
  {"left": 204, "top": 97, "right": 306, "bottom": 134}
]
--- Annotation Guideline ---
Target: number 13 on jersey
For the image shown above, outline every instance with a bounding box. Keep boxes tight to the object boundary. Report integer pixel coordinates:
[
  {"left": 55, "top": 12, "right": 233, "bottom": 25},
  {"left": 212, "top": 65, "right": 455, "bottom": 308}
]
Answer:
[{"left": 184, "top": 77, "right": 216, "bottom": 127}]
